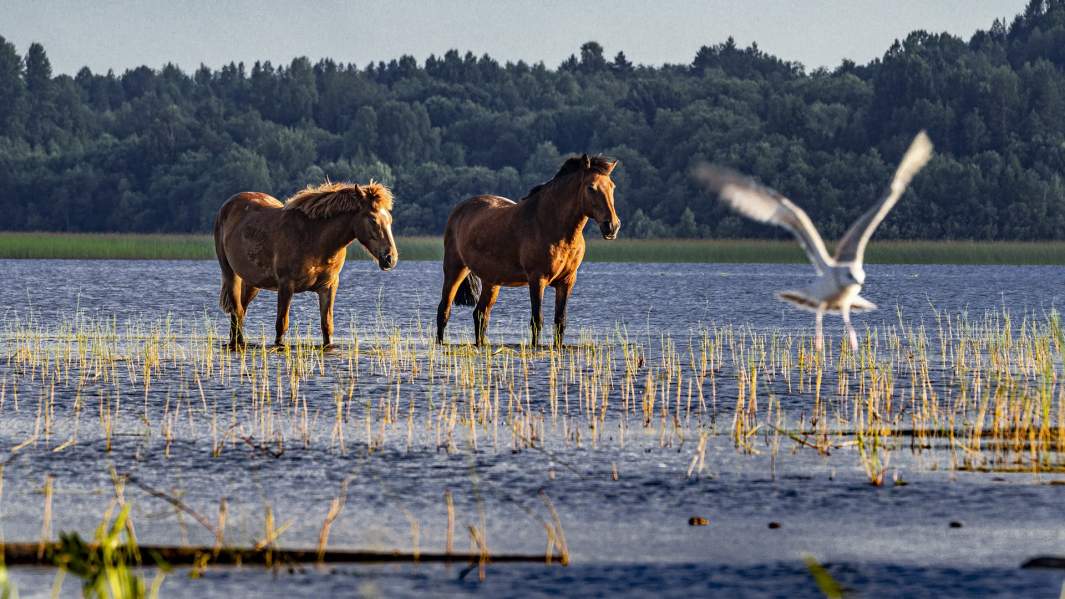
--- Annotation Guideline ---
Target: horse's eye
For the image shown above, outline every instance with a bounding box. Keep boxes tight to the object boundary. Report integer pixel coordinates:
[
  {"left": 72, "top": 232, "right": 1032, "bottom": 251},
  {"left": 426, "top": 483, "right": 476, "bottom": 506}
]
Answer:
[{"left": 587, "top": 185, "right": 595, "bottom": 191}]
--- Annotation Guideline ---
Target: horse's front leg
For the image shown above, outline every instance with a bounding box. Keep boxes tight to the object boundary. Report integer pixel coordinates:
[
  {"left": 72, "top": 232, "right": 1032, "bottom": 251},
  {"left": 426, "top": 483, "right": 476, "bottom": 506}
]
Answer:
[
  {"left": 318, "top": 285, "right": 338, "bottom": 348},
  {"left": 553, "top": 279, "right": 574, "bottom": 348},
  {"left": 275, "top": 285, "right": 294, "bottom": 347},
  {"left": 528, "top": 278, "right": 546, "bottom": 347}
]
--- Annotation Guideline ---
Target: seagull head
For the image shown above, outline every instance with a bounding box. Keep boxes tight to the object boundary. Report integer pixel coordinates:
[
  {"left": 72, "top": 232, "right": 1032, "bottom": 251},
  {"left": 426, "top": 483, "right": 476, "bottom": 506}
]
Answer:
[{"left": 837, "top": 264, "right": 866, "bottom": 287}]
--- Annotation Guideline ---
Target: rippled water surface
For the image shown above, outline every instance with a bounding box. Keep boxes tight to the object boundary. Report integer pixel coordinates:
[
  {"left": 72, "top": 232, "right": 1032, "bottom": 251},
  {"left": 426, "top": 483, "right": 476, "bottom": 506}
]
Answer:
[{"left": 0, "top": 258, "right": 1063, "bottom": 597}]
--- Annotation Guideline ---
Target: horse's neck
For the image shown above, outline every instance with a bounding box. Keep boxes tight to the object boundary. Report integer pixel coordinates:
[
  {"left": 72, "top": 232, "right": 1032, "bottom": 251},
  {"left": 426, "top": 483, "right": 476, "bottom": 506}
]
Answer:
[
  {"left": 535, "top": 178, "right": 587, "bottom": 243},
  {"left": 312, "top": 216, "right": 358, "bottom": 257}
]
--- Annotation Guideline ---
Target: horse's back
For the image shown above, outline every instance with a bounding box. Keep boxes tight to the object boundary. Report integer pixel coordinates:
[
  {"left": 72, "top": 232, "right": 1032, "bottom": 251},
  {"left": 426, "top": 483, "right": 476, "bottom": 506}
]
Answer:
[
  {"left": 215, "top": 192, "right": 284, "bottom": 243},
  {"left": 218, "top": 192, "right": 284, "bottom": 221},
  {"left": 444, "top": 194, "right": 521, "bottom": 244},
  {"left": 446, "top": 195, "right": 515, "bottom": 224}
]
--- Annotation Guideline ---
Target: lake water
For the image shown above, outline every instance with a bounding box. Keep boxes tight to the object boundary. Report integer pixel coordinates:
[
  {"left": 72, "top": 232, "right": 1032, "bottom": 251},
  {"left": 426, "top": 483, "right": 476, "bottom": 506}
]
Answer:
[{"left": 0, "top": 258, "right": 1063, "bottom": 597}]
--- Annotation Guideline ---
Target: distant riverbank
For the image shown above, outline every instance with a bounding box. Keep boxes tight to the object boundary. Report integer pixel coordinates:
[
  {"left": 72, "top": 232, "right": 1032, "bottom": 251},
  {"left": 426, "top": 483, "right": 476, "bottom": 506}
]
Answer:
[{"left": 0, "top": 232, "right": 1062, "bottom": 265}]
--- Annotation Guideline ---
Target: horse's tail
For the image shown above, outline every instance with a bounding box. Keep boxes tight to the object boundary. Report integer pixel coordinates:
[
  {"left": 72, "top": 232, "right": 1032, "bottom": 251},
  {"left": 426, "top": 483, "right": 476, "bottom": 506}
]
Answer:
[
  {"left": 454, "top": 273, "right": 481, "bottom": 307},
  {"left": 214, "top": 206, "right": 238, "bottom": 315}
]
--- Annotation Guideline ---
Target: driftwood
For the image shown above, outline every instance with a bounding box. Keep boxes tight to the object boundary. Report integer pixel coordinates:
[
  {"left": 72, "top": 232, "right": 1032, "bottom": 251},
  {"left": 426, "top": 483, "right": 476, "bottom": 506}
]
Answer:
[
  {"left": 0, "top": 542, "right": 557, "bottom": 568},
  {"left": 1021, "top": 556, "right": 1065, "bottom": 569}
]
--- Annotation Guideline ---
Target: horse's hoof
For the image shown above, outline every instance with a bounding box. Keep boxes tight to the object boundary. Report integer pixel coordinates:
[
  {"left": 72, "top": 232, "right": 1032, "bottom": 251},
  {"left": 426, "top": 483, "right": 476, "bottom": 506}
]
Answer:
[{"left": 321, "top": 343, "right": 336, "bottom": 351}]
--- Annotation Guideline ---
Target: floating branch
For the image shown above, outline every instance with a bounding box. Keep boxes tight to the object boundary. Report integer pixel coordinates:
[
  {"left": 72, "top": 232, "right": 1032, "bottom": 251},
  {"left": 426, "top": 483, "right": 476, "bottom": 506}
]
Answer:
[{"left": 0, "top": 542, "right": 560, "bottom": 567}]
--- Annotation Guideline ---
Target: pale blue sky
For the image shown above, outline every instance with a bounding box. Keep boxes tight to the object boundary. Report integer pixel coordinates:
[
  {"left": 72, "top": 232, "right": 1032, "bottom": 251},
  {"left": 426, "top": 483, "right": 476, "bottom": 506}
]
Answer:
[{"left": 2, "top": 0, "right": 1029, "bottom": 74}]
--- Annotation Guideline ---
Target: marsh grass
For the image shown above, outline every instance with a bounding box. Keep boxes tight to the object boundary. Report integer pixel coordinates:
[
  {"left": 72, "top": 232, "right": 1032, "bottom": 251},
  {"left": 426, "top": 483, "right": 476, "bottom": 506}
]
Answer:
[
  {"left": 0, "top": 233, "right": 212, "bottom": 260},
  {"left": 583, "top": 238, "right": 1065, "bottom": 264},
  {"left": 50, "top": 503, "right": 166, "bottom": 599},
  {"left": 0, "top": 304, "right": 1062, "bottom": 591},
  {"left": 0, "top": 233, "right": 442, "bottom": 261},
  {"left": 1, "top": 306, "right": 1062, "bottom": 483},
  {"left": 3, "top": 232, "right": 1065, "bottom": 264}
]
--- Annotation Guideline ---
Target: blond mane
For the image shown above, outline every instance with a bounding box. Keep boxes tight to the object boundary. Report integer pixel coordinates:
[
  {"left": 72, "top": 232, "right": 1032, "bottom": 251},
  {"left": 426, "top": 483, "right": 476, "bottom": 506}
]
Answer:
[{"left": 284, "top": 181, "right": 393, "bottom": 219}]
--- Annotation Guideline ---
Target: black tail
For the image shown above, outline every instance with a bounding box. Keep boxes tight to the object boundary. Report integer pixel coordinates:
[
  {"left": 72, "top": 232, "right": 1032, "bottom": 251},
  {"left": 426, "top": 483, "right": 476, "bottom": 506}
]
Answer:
[
  {"left": 454, "top": 274, "right": 481, "bottom": 306},
  {"left": 214, "top": 207, "right": 238, "bottom": 315}
]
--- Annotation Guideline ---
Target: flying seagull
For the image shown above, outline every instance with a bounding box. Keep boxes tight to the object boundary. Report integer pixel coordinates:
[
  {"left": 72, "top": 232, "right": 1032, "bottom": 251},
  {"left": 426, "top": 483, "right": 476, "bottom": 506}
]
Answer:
[{"left": 694, "top": 131, "right": 933, "bottom": 351}]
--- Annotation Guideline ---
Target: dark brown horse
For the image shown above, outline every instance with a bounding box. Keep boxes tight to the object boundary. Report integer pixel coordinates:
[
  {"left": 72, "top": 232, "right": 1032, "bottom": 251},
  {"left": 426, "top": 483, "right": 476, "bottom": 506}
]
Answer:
[
  {"left": 213, "top": 181, "right": 398, "bottom": 348},
  {"left": 437, "top": 155, "right": 620, "bottom": 347}
]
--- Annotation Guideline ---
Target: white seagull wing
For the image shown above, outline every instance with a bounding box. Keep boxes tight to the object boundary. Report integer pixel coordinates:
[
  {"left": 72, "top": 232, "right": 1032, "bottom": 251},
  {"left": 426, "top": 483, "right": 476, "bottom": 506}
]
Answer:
[
  {"left": 834, "top": 131, "right": 934, "bottom": 265},
  {"left": 695, "top": 165, "right": 833, "bottom": 273}
]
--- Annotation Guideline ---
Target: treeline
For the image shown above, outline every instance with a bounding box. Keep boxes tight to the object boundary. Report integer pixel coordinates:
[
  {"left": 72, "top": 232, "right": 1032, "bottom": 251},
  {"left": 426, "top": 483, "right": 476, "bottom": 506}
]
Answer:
[{"left": 1, "top": 0, "right": 1065, "bottom": 239}]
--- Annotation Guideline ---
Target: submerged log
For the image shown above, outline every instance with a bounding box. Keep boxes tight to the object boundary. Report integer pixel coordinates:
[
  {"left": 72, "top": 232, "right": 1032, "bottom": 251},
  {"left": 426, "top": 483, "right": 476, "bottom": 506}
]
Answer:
[
  {"left": 1021, "top": 556, "right": 1065, "bottom": 569},
  {"left": 0, "top": 542, "right": 556, "bottom": 568}
]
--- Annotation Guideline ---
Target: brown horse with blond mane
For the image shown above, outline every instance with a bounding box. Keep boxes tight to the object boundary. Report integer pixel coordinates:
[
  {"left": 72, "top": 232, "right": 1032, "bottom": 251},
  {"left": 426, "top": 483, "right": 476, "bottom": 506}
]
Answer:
[
  {"left": 437, "top": 154, "right": 620, "bottom": 347},
  {"left": 214, "top": 181, "right": 398, "bottom": 348}
]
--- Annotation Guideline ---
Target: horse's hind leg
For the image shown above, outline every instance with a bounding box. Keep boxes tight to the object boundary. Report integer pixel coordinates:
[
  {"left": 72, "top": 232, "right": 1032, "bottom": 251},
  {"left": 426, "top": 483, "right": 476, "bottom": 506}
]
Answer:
[
  {"left": 223, "top": 275, "right": 243, "bottom": 348},
  {"left": 473, "top": 284, "right": 500, "bottom": 346},
  {"left": 232, "top": 285, "right": 258, "bottom": 347},
  {"left": 437, "top": 259, "right": 469, "bottom": 344}
]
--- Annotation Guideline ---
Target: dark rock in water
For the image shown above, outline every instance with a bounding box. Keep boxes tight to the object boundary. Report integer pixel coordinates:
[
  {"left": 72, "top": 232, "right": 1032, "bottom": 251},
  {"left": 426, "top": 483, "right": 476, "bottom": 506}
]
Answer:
[
  {"left": 768, "top": 521, "right": 781, "bottom": 529},
  {"left": 1021, "top": 556, "right": 1065, "bottom": 569},
  {"left": 688, "top": 517, "right": 709, "bottom": 526},
  {"left": 948, "top": 521, "right": 963, "bottom": 528}
]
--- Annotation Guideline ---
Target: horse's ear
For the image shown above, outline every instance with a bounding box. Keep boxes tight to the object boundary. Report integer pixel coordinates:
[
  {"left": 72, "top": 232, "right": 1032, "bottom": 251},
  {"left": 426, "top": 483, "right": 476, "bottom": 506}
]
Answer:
[
  {"left": 581, "top": 154, "right": 591, "bottom": 169},
  {"left": 606, "top": 159, "right": 619, "bottom": 174}
]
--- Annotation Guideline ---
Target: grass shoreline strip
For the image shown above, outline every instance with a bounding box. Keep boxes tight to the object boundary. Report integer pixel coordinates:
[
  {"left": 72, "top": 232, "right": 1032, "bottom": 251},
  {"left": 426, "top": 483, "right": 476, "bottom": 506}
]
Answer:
[{"left": 1, "top": 232, "right": 1064, "bottom": 264}]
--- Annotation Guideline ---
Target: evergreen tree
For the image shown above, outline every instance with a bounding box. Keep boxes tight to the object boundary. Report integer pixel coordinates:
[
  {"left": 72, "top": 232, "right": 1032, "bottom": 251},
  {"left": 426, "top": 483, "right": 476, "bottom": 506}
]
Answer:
[{"left": 1, "top": 3, "right": 1065, "bottom": 238}]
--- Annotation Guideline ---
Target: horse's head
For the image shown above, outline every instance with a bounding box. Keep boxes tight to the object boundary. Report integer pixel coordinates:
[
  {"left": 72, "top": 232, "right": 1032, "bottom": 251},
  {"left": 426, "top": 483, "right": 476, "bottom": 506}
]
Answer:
[
  {"left": 578, "top": 155, "right": 621, "bottom": 239},
  {"left": 351, "top": 182, "right": 398, "bottom": 271}
]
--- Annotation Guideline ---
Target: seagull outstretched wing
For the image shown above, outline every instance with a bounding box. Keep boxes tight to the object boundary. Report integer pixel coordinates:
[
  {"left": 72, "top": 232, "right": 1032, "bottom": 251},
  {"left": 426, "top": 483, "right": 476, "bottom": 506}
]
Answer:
[
  {"left": 834, "top": 131, "right": 934, "bottom": 265},
  {"left": 695, "top": 165, "right": 833, "bottom": 274}
]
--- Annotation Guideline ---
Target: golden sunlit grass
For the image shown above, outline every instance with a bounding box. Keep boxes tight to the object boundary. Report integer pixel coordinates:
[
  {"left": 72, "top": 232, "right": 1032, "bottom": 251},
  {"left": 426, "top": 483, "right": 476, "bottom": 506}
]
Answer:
[{"left": 2, "top": 307, "right": 1062, "bottom": 487}]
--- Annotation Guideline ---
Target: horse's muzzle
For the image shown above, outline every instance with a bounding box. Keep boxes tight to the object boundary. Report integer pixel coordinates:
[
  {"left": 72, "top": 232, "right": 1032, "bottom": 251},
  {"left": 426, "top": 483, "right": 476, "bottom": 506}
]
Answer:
[
  {"left": 377, "top": 252, "right": 397, "bottom": 271},
  {"left": 600, "top": 219, "right": 621, "bottom": 240}
]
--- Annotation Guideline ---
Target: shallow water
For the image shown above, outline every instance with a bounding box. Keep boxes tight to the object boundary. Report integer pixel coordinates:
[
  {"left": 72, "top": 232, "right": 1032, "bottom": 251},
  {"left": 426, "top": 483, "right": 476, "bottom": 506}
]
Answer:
[
  {"left": 5, "top": 259, "right": 1064, "bottom": 339},
  {"left": 0, "top": 259, "right": 1063, "bottom": 597}
]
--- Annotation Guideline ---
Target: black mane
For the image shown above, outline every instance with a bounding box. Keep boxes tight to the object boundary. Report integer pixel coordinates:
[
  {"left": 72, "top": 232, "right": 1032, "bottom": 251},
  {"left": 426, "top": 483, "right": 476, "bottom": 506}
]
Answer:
[{"left": 520, "top": 155, "right": 613, "bottom": 203}]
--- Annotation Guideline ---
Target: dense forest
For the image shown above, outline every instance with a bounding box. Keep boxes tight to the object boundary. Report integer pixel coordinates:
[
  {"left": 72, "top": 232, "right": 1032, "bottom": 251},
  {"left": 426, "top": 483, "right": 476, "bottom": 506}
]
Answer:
[{"left": 1, "top": 1, "right": 1065, "bottom": 239}]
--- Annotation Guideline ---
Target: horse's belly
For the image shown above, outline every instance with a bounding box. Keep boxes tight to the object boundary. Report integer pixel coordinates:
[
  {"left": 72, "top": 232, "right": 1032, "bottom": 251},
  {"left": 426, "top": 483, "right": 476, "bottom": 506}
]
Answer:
[
  {"left": 474, "top": 267, "right": 528, "bottom": 287},
  {"left": 228, "top": 248, "right": 276, "bottom": 288},
  {"left": 461, "top": 251, "right": 526, "bottom": 286}
]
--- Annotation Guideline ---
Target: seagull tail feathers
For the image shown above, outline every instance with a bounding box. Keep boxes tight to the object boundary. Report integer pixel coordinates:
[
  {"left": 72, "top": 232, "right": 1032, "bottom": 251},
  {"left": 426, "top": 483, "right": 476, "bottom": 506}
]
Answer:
[
  {"left": 776, "top": 290, "right": 879, "bottom": 314},
  {"left": 776, "top": 290, "right": 822, "bottom": 313},
  {"left": 850, "top": 295, "right": 878, "bottom": 313}
]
